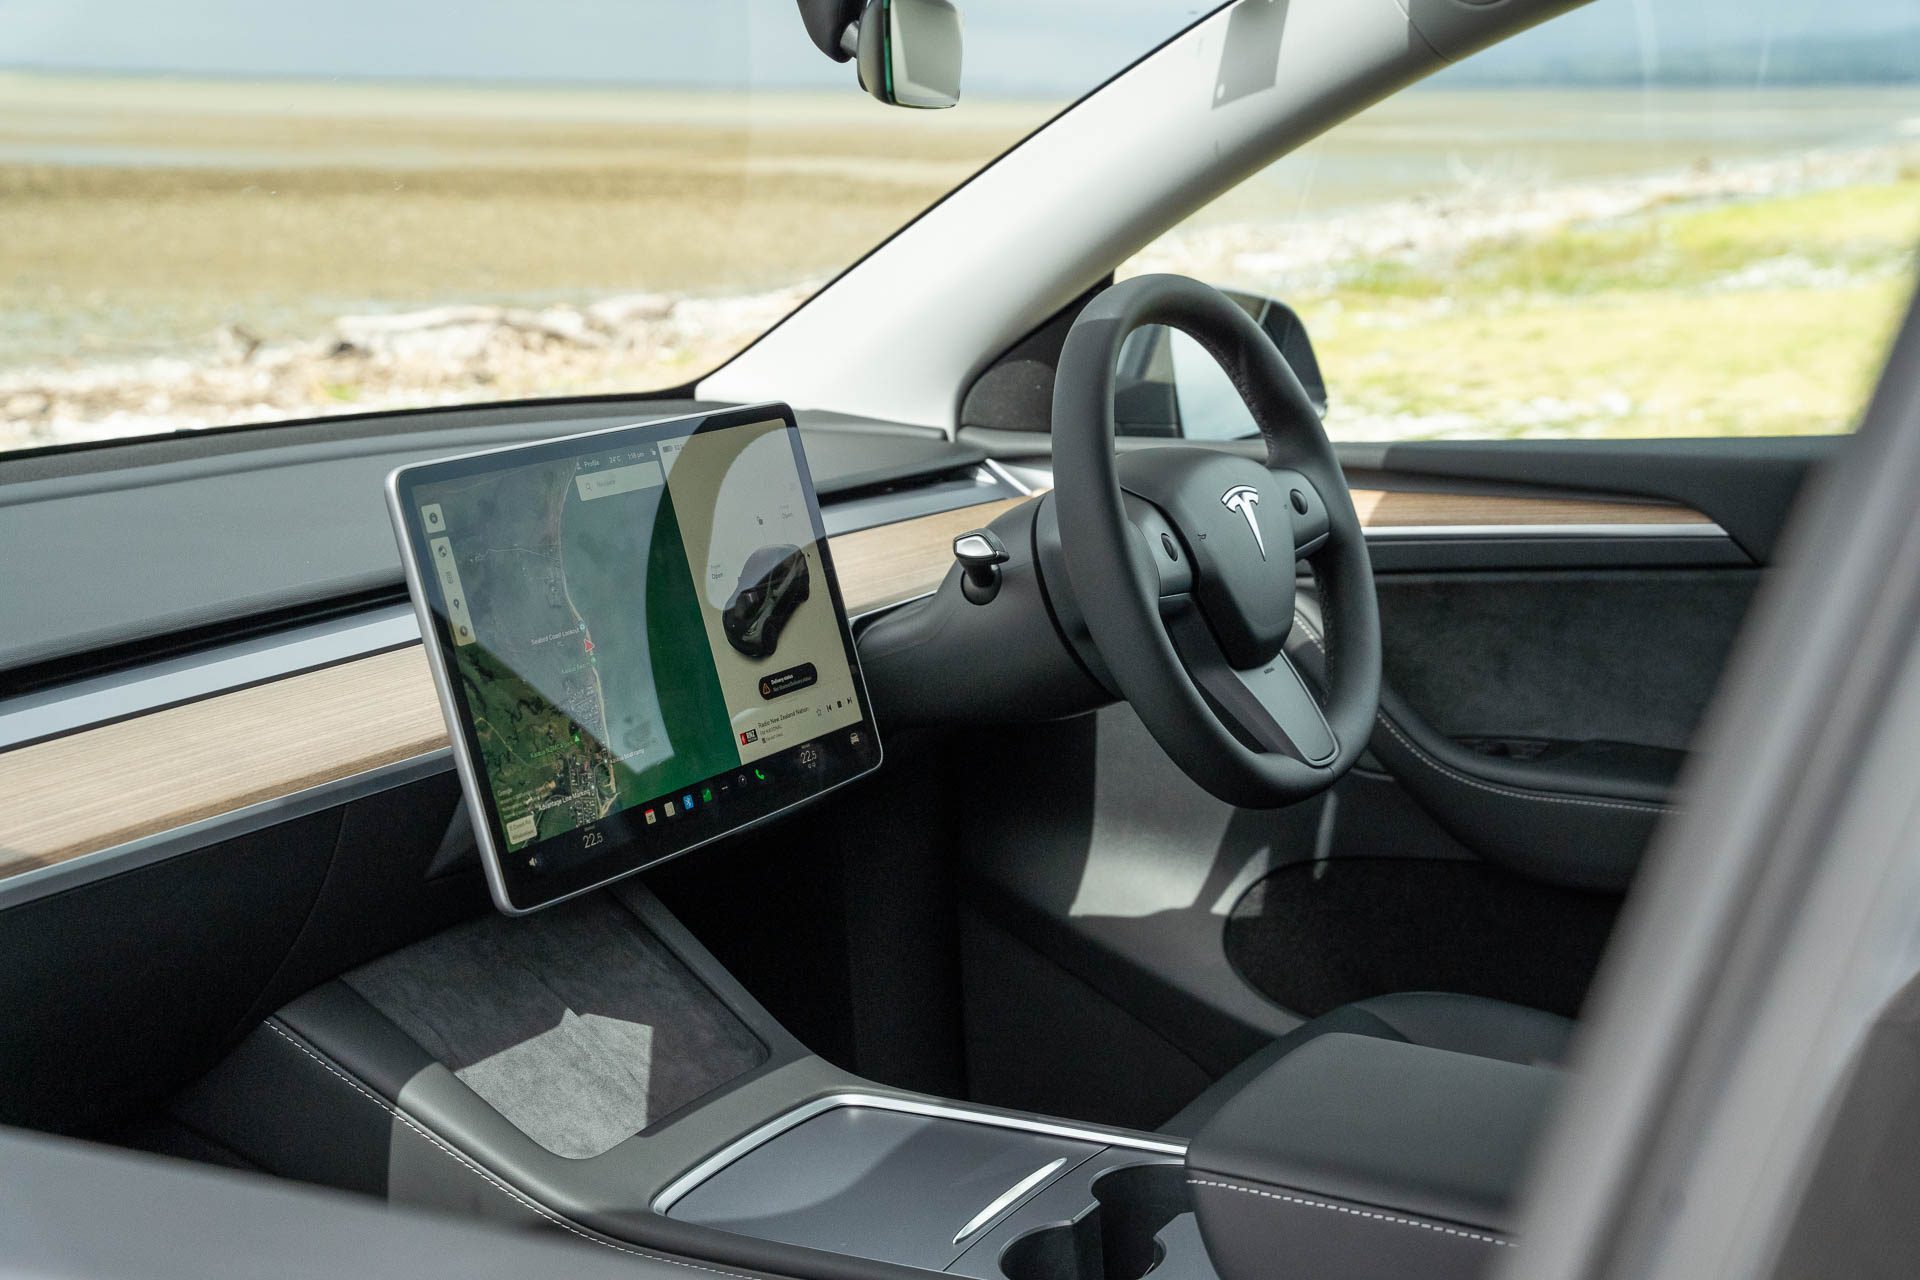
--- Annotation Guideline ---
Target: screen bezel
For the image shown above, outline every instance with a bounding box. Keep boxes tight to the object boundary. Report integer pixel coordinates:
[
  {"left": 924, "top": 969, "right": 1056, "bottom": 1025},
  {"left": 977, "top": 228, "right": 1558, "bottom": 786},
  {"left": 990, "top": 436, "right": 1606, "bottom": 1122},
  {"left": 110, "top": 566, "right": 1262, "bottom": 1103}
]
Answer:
[{"left": 387, "top": 402, "right": 883, "bottom": 915}]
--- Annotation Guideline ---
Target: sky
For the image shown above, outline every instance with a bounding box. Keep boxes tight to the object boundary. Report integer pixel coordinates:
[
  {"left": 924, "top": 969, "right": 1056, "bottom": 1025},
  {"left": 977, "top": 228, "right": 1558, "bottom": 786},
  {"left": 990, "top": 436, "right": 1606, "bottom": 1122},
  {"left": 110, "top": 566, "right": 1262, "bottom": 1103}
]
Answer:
[
  {"left": 0, "top": 0, "right": 1214, "bottom": 95},
  {"left": 1, "top": 0, "right": 1917, "bottom": 96},
  {"left": 1447, "top": 0, "right": 1920, "bottom": 83}
]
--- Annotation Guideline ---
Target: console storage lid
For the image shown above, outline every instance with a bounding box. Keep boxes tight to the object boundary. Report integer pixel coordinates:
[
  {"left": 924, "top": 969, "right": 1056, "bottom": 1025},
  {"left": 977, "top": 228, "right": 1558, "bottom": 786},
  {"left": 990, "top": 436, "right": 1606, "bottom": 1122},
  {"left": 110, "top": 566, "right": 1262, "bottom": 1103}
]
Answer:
[
  {"left": 1186, "top": 1032, "right": 1560, "bottom": 1280},
  {"left": 665, "top": 1105, "right": 1102, "bottom": 1271}
]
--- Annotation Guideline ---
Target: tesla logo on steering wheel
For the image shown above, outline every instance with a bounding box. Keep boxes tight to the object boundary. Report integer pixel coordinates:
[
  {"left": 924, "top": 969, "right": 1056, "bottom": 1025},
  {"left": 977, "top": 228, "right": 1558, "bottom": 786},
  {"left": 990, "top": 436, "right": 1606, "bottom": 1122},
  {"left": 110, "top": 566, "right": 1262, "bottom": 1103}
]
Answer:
[{"left": 1220, "top": 485, "right": 1266, "bottom": 560}]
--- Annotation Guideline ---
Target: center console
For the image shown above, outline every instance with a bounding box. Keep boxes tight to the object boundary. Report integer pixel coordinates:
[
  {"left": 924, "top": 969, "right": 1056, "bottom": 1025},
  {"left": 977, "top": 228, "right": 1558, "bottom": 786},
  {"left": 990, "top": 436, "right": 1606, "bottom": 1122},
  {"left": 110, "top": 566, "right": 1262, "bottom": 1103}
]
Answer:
[
  {"left": 172, "top": 881, "right": 1549, "bottom": 1280},
  {"left": 170, "top": 882, "right": 1217, "bottom": 1280},
  {"left": 660, "top": 1100, "right": 1207, "bottom": 1280}
]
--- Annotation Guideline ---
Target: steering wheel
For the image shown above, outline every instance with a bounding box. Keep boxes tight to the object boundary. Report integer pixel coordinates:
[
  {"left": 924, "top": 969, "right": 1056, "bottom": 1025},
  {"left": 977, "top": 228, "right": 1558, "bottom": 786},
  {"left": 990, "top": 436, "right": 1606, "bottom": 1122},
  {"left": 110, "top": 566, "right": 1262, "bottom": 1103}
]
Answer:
[{"left": 1052, "top": 274, "right": 1381, "bottom": 808}]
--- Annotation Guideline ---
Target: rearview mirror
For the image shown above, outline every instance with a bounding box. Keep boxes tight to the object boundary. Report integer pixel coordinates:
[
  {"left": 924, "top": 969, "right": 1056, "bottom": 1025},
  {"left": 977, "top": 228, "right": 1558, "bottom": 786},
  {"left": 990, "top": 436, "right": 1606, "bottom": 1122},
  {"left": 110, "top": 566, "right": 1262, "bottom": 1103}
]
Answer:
[
  {"left": 857, "top": 0, "right": 963, "bottom": 109},
  {"left": 1113, "top": 290, "right": 1328, "bottom": 441},
  {"left": 796, "top": 0, "right": 963, "bottom": 110}
]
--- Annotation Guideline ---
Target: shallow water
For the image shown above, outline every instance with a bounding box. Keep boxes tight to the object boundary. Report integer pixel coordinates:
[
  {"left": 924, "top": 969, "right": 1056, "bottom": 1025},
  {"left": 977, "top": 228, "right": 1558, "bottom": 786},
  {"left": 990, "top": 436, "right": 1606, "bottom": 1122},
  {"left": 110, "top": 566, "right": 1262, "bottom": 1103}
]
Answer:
[{"left": 1205, "top": 87, "right": 1920, "bottom": 223}]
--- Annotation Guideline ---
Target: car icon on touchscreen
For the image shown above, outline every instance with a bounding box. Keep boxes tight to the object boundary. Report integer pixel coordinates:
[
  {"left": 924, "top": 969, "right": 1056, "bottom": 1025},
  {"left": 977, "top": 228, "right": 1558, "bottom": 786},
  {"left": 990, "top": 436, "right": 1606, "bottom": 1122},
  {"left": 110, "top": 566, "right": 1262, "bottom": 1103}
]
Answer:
[{"left": 722, "top": 544, "right": 810, "bottom": 660}]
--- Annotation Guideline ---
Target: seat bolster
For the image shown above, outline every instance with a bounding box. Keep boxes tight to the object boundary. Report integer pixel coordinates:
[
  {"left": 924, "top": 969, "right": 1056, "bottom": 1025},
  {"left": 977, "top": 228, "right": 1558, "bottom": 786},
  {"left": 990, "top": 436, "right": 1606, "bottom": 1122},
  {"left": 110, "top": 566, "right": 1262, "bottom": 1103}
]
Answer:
[
  {"left": 1160, "top": 1004, "right": 1408, "bottom": 1137},
  {"left": 1355, "top": 993, "right": 1574, "bottom": 1067},
  {"left": 1161, "top": 994, "right": 1572, "bottom": 1138}
]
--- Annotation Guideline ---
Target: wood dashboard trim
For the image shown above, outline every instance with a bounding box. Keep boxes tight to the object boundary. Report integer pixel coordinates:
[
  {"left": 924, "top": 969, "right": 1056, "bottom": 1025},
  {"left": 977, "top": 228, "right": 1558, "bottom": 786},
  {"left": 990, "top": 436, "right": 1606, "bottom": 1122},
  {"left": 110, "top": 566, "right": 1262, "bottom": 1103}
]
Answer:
[
  {"left": 1350, "top": 489, "right": 1711, "bottom": 528},
  {"left": 827, "top": 497, "right": 1029, "bottom": 615},
  {"left": 0, "top": 488, "right": 1710, "bottom": 881}
]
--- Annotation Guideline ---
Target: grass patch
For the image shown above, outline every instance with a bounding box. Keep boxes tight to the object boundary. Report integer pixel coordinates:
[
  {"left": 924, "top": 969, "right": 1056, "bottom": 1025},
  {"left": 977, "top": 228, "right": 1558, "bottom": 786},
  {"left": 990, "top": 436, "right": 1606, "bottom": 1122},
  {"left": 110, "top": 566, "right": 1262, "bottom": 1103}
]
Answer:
[
  {"left": 1301, "top": 177, "right": 1920, "bottom": 438},
  {"left": 1311, "top": 281, "right": 1912, "bottom": 438},
  {"left": 1346, "top": 177, "right": 1920, "bottom": 301}
]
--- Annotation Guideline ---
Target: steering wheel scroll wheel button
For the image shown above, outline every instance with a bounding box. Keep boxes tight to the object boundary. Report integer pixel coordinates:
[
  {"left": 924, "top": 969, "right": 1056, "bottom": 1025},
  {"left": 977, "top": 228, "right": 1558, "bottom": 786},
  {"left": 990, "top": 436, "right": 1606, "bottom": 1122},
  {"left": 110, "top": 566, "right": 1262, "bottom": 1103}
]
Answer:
[
  {"left": 1119, "top": 495, "right": 1193, "bottom": 596},
  {"left": 1271, "top": 468, "right": 1331, "bottom": 556},
  {"left": 953, "top": 528, "right": 1009, "bottom": 605}
]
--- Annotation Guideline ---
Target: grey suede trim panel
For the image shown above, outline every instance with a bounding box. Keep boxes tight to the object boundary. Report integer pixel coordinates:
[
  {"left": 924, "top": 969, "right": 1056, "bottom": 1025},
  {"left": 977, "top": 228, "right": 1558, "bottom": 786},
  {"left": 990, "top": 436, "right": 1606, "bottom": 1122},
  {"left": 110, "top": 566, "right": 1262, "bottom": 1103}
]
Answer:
[
  {"left": 343, "top": 894, "right": 767, "bottom": 1159},
  {"left": 1376, "top": 570, "right": 1755, "bottom": 753}
]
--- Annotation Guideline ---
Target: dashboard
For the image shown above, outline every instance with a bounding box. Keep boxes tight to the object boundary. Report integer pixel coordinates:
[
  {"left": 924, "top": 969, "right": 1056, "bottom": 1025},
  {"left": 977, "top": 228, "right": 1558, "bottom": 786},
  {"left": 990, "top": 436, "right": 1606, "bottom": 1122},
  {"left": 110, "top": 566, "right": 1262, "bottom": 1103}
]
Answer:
[{"left": 0, "top": 398, "right": 1726, "bottom": 907}]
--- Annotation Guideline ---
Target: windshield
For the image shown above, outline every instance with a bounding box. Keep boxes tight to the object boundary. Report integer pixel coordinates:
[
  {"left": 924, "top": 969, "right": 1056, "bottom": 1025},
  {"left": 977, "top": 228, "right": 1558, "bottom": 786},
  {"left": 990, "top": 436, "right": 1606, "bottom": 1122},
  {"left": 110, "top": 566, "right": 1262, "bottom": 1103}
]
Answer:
[{"left": 0, "top": 0, "right": 1213, "bottom": 454}]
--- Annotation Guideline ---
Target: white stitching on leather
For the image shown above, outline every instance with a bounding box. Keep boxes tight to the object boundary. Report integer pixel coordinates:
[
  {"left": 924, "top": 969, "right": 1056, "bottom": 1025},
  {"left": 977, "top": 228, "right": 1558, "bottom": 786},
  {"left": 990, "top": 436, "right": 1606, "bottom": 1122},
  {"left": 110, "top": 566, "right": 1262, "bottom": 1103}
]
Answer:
[
  {"left": 1187, "top": 1177, "right": 1513, "bottom": 1248},
  {"left": 1290, "top": 611, "right": 1668, "bottom": 816},
  {"left": 262, "top": 1020, "right": 760, "bottom": 1279},
  {"left": 1289, "top": 612, "right": 1323, "bottom": 652}
]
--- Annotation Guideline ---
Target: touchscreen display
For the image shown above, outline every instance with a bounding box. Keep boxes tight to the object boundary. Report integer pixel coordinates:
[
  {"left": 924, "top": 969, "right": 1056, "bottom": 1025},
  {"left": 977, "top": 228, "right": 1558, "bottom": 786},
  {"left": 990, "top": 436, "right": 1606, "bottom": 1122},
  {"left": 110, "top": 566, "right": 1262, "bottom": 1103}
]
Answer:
[{"left": 389, "top": 406, "right": 882, "bottom": 913}]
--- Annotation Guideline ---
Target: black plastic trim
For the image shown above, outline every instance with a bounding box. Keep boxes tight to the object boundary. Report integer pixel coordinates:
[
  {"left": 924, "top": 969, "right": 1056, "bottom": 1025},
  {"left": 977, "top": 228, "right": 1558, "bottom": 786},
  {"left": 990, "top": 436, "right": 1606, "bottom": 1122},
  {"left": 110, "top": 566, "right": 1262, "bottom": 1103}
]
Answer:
[
  {"left": 0, "top": 412, "right": 987, "bottom": 680},
  {"left": 1364, "top": 534, "right": 1750, "bottom": 573}
]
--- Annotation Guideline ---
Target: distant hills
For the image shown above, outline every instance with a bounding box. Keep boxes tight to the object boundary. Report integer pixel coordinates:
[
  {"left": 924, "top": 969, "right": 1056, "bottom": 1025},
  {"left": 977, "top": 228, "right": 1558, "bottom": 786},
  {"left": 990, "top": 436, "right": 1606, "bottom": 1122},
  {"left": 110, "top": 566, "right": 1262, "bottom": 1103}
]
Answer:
[{"left": 1441, "top": 26, "right": 1920, "bottom": 87}]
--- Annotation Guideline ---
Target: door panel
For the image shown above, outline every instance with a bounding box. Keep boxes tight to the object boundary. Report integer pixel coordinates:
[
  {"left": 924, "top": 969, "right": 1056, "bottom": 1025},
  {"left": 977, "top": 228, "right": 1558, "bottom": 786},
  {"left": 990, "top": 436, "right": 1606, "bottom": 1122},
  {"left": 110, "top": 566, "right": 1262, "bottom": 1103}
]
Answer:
[{"left": 1291, "top": 565, "right": 1748, "bottom": 890}]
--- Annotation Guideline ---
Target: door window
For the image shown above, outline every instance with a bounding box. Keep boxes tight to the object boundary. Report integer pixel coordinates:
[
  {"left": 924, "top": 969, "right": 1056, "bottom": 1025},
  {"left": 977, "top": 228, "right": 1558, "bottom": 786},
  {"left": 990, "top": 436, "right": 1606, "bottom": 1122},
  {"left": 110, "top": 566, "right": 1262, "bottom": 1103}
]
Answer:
[{"left": 1117, "top": 1, "right": 1920, "bottom": 442}]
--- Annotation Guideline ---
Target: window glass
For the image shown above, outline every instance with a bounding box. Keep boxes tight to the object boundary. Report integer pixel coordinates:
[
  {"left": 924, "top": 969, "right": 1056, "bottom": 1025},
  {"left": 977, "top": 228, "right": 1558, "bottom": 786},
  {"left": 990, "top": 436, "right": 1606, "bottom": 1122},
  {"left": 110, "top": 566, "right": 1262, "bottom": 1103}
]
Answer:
[
  {"left": 0, "top": 0, "right": 1219, "bottom": 453},
  {"left": 1119, "top": 0, "right": 1920, "bottom": 441}
]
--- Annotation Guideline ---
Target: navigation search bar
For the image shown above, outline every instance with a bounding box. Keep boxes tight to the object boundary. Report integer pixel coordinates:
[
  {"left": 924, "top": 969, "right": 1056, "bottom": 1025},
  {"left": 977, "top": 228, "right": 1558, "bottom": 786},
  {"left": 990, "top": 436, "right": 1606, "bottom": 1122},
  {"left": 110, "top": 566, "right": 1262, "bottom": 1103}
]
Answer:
[{"left": 575, "top": 460, "right": 664, "bottom": 502}]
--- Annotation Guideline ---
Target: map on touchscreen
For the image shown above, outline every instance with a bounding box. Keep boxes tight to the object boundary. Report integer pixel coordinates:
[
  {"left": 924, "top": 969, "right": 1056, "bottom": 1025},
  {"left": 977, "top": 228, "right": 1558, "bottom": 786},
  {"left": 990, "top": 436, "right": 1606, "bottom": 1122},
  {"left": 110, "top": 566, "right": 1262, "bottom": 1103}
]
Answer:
[{"left": 408, "top": 416, "right": 865, "bottom": 857}]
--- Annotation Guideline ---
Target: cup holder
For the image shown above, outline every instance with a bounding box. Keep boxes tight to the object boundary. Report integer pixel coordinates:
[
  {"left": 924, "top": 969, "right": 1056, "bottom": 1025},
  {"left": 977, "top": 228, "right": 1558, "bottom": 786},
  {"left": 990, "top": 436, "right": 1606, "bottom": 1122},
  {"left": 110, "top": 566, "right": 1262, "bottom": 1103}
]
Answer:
[{"left": 1000, "top": 1163, "right": 1197, "bottom": 1280}]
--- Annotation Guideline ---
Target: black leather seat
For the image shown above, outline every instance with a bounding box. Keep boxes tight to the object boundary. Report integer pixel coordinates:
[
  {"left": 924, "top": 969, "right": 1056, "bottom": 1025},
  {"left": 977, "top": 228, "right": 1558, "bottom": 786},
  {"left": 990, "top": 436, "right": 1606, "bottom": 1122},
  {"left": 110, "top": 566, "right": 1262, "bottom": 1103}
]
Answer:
[{"left": 1162, "top": 992, "right": 1574, "bottom": 1138}]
